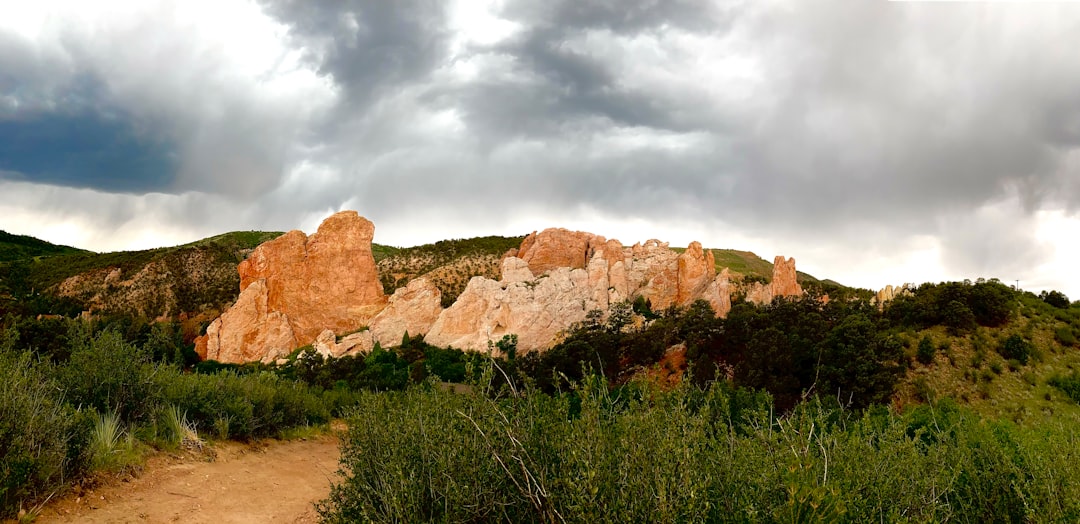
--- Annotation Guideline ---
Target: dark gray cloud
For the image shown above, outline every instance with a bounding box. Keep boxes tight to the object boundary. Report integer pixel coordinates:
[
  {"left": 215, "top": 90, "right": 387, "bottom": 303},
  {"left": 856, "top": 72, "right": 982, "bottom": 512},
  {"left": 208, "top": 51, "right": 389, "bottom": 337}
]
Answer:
[{"left": 0, "top": 74, "right": 177, "bottom": 193}]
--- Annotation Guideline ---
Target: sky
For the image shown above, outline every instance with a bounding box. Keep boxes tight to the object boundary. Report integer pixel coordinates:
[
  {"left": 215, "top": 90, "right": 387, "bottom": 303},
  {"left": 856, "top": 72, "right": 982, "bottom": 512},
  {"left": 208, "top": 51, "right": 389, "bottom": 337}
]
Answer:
[{"left": 1, "top": 0, "right": 1079, "bottom": 297}]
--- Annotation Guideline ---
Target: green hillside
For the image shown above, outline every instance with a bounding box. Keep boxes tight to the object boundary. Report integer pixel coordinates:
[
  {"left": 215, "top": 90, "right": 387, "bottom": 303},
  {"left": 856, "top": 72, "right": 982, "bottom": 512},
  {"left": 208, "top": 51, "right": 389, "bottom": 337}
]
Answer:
[
  {"left": 25, "top": 231, "right": 284, "bottom": 293},
  {"left": 893, "top": 288, "right": 1080, "bottom": 423},
  {"left": 0, "top": 231, "right": 283, "bottom": 319},
  {"left": 0, "top": 230, "right": 87, "bottom": 263}
]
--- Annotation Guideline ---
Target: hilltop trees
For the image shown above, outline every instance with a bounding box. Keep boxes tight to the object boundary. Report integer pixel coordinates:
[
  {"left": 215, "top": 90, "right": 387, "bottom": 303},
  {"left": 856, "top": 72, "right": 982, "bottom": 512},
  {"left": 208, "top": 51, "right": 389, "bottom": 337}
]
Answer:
[
  {"left": 1041, "top": 290, "right": 1070, "bottom": 309},
  {"left": 886, "top": 280, "right": 1016, "bottom": 331}
]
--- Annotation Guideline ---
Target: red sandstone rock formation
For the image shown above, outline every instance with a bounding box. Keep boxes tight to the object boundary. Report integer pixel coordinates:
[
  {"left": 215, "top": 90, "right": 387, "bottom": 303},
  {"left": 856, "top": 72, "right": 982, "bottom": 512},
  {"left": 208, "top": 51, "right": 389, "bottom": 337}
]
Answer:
[
  {"left": 196, "top": 218, "right": 802, "bottom": 362},
  {"left": 744, "top": 256, "right": 805, "bottom": 305},
  {"left": 196, "top": 211, "right": 387, "bottom": 363},
  {"left": 426, "top": 231, "right": 741, "bottom": 353},
  {"left": 770, "top": 256, "right": 803, "bottom": 298},
  {"left": 872, "top": 283, "right": 913, "bottom": 308},
  {"left": 676, "top": 242, "right": 716, "bottom": 305},
  {"left": 310, "top": 278, "right": 444, "bottom": 359},
  {"left": 511, "top": 229, "right": 625, "bottom": 276}
]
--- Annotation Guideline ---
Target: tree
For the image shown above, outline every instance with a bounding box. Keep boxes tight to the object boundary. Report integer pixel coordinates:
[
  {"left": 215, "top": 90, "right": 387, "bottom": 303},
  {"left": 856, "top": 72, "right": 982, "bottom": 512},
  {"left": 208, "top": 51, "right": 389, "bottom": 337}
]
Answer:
[
  {"left": 916, "top": 335, "right": 935, "bottom": 365},
  {"left": 1041, "top": 290, "right": 1070, "bottom": 309},
  {"left": 738, "top": 327, "right": 801, "bottom": 410},
  {"left": 817, "top": 314, "right": 903, "bottom": 409},
  {"left": 942, "top": 300, "right": 976, "bottom": 335},
  {"left": 969, "top": 281, "right": 1015, "bottom": 326}
]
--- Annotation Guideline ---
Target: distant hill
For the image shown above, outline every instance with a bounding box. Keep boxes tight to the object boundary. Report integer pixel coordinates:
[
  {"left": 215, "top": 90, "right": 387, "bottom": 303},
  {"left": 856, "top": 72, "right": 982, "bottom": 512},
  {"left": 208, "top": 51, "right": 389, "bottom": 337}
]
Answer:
[{"left": 0, "top": 230, "right": 87, "bottom": 263}]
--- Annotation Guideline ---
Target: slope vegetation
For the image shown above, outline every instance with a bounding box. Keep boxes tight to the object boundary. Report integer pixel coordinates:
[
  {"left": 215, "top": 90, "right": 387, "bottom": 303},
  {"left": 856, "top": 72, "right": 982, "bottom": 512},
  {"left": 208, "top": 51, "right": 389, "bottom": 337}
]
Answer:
[
  {"left": 12, "top": 231, "right": 283, "bottom": 319},
  {"left": 0, "top": 230, "right": 87, "bottom": 263},
  {"left": 374, "top": 236, "right": 525, "bottom": 307}
]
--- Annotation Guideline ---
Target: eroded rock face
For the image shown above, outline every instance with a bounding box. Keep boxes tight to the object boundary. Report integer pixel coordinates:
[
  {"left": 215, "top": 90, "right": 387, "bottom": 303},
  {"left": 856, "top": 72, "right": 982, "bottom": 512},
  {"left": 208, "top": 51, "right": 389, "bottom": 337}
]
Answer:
[
  {"left": 196, "top": 211, "right": 387, "bottom": 363},
  {"left": 744, "top": 256, "right": 805, "bottom": 306},
  {"left": 55, "top": 248, "right": 238, "bottom": 320},
  {"left": 425, "top": 230, "right": 742, "bottom": 353},
  {"left": 512, "top": 229, "right": 626, "bottom": 275},
  {"left": 196, "top": 279, "right": 299, "bottom": 363},
  {"left": 676, "top": 242, "right": 716, "bottom": 305},
  {"left": 197, "top": 218, "right": 802, "bottom": 362},
  {"left": 368, "top": 277, "right": 443, "bottom": 347},
  {"left": 873, "top": 283, "right": 913, "bottom": 307},
  {"left": 425, "top": 257, "right": 607, "bottom": 353},
  {"left": 771, "top": 256, "right": 803, "bottom": 299}
]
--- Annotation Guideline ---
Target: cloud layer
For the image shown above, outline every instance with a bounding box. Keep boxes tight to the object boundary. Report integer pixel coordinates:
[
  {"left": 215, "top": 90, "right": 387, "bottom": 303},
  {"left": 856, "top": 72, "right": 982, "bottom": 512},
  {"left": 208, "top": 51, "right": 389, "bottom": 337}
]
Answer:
[{"left": 1, "top": 0, "right": 1079, "bottom": 295}]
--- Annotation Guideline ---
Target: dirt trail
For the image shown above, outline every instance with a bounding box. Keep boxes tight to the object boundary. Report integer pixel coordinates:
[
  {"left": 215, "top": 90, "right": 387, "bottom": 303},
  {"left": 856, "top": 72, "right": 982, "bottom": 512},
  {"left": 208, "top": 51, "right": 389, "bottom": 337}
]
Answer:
[{"left": 36, "top": 435, "right": 341, "bottom": 524}]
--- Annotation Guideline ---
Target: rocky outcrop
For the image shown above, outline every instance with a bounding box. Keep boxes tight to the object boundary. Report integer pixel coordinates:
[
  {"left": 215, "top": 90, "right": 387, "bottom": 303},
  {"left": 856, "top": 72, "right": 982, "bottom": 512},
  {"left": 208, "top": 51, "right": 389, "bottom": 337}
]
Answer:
[
  {"left": 367, "top": 277, "right": 443, "bottom": 346},
  {"left": 196, "top": 217, "right": 804, "bottom": 363},
  {"left": 425, "top": 230, "right": 743, "bottom": 353},
  {"left": 196, "top": 211, "right": 387, "bottom": 363},
  {"left": 311, "top": 278, "right": 445, "bottom": 358},
  {"left": 196, "top": 279, "right": 298, "bottom": 363},
  {"left": 744, "top": 256, "right": 805, "bottom": 305},
  {"left": 771, "top": 256, "right": 803, "bottom": 298},
  {"left": 676, "top": 242, "right": 717, "bottom": 305},
  {"left": 425, "top": 257, "right": 608, "bottom": 353},
  {"left": 509, "top": 229, "right": 625, "bottom": 276},
  {"left": 873, "top": 284, "right": 913, "bottom": 308}
]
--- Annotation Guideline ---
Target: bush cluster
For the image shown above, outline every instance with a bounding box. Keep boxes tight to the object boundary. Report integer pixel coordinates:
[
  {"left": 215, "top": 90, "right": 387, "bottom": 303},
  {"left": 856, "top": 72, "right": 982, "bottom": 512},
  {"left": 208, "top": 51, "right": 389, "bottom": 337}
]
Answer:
[
  {"left": 885, "top": 280, "right": 1016, "bottom": 332},
  {"left": 322, "top": 370, "right": 1080, "bottom": 523},
  {"left": 0, "top": 332, "right": 91, "bottom": 517}
]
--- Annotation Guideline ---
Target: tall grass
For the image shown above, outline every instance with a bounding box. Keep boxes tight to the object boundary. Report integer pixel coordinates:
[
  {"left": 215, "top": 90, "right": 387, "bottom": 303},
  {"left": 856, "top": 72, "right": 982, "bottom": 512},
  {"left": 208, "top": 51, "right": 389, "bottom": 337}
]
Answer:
[
  {"left": 158, "top": 405, "right": 202, "bottom": 450},
  {"left": 321, "top": 367, "right": 1080, "bottom": 523},
  {"left": 89, "top": 411, "right": 140, "bottom": 472}
]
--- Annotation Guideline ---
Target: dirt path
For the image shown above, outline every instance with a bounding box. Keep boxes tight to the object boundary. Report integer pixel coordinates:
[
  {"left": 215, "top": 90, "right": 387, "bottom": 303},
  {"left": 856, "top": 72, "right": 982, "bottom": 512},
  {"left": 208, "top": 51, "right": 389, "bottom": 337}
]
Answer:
[{"left": 36, "top": 435, "right": 342, "bottom": 524}]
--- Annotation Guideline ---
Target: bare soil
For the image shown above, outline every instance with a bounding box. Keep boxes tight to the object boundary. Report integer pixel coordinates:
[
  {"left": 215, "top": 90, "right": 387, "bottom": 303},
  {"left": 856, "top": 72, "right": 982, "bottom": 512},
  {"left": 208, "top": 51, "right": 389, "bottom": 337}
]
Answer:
[{"left": 34, "top": 435, "right": 342, "bottom": 524}]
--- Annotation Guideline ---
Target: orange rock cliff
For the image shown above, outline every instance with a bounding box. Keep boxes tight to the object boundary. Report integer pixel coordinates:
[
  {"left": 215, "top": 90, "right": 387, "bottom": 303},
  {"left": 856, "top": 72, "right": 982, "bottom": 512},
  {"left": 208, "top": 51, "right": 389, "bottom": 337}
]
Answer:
[{"left": 196, "top": 213, "right": 805, "bottom": 363}]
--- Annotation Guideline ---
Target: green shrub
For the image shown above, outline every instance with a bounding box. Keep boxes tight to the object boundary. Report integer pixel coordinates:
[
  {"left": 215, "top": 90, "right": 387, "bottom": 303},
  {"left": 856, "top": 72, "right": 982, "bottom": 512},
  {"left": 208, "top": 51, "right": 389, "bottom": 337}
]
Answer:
[
  {"left": 998, "top": 334, "right": 1033, "bottom": 366},
  {"left": 160, "top": 369, "right": 329, "bottom": 440},
  {"left": 59, "top": 331, "right": 160, "bottom": 423},
  {"left": 916, "top": 335, "right": 935, "bottom": 365},
  {"left": 0, "top": 344, "right": 90, "bottom": 518},
  {"left": 1050, "top": 372, "right": 1080, "bottom": 404}
]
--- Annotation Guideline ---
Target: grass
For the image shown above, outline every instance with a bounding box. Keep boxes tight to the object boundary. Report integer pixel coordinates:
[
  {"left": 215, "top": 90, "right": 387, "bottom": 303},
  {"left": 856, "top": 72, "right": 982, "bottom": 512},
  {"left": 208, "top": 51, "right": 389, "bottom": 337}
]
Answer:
[
  {"left": 320, "top": 370, "right": 1080, "bottom": 523},
  {"left": 277, "top": 422, "right": 334, "bottom": 441},
  {"left": 160, "top": 405, "right": 202, "bottom": 450},
  {"left": 90, "top": 411, "right": 142, "bottom": 472}
]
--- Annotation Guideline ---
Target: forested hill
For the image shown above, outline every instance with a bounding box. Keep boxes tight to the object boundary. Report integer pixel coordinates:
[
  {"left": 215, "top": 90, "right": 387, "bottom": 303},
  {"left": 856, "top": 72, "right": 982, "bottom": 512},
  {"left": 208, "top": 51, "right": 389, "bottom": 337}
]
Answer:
[{"left": 0, "top": 230, "right": 86, "bottom": 262}]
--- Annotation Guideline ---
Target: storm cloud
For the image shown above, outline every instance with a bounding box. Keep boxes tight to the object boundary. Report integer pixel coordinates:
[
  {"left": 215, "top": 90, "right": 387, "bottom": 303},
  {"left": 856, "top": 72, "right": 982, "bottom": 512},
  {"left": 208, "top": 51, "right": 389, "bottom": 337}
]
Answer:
[{"left": 1, "top": 0, "right": 1079, "bottom": 295}]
